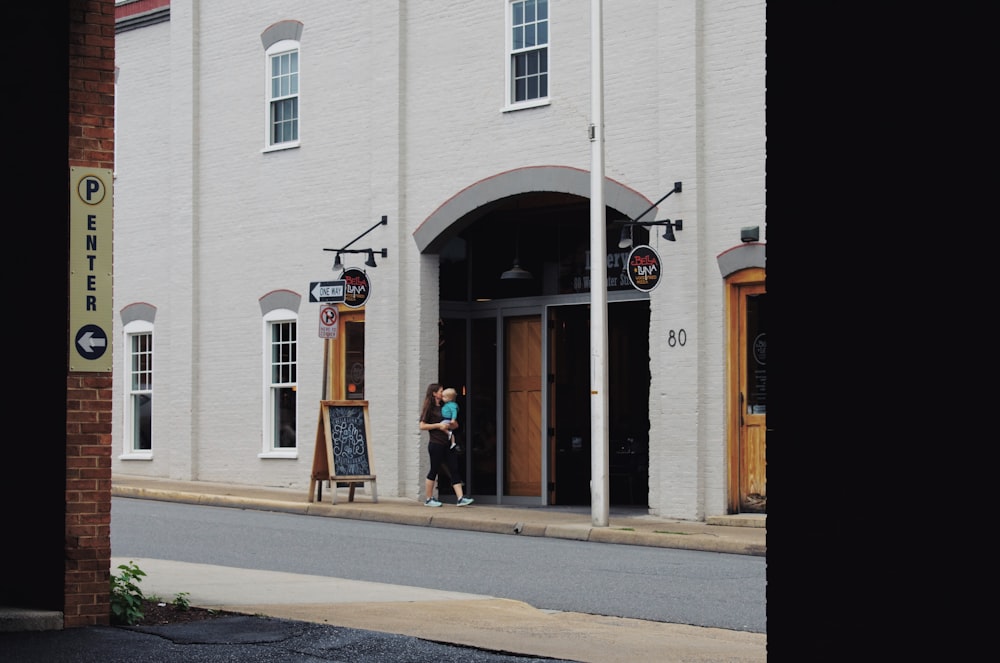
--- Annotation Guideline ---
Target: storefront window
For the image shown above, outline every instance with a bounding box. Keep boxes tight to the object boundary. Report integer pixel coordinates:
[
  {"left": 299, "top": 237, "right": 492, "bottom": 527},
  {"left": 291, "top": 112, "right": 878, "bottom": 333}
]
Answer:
[{"left": 344, "top": 321, "right": 365, "bottom": 399}]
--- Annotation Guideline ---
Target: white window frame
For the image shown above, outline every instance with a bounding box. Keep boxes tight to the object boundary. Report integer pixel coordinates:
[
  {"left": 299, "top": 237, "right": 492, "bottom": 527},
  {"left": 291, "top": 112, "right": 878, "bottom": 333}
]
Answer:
[
  {"left": 503, "top": 0, "right": 550, "bottom": 112},
  {"left": 264, "top": 39, "right": 300, "bottom": 151},
  {"left": 121, "top": 320, "right": 153, "bottom": 460},
  {"left": 261, "top": 309, "right": 298, "bottom": 458}
]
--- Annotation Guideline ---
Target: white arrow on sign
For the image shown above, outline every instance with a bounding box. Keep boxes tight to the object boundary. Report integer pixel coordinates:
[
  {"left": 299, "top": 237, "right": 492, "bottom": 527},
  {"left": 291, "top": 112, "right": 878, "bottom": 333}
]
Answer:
[{"left": 77, "top": 331, "right": 107, "bottom": 353}]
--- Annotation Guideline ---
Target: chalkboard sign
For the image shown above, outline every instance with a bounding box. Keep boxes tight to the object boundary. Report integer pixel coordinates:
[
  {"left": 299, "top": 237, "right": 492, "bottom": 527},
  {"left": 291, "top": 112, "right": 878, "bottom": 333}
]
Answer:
[{"left": 309, "top": 400, "right": 377, "bottom": 504}]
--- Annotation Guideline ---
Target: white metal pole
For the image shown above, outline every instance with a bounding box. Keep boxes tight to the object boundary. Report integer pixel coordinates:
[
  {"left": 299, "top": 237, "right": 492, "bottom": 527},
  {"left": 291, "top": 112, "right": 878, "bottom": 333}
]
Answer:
[{"left": 589, "top": 0, "right": 609, "bottom": 527}]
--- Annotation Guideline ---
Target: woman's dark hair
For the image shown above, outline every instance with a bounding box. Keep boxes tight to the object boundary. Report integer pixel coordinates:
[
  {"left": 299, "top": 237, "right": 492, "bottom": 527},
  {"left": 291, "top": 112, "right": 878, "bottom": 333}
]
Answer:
[{"left": 420, "top": 382, "right": 442, "bottom": 422}]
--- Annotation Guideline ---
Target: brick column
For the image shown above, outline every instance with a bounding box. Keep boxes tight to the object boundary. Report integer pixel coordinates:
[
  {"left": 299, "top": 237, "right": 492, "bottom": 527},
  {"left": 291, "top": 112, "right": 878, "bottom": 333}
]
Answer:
[
  {"left": 66, "top": 0, "right": 115, "bottom": 628},
  {"left": 65, "top": 375, "right": 113, "bottom": 627}
]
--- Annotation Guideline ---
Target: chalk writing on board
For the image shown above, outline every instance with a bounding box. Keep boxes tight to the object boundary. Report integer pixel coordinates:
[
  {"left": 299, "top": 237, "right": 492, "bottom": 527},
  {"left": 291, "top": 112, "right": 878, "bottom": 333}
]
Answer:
[{"left": 328, "top": 405, "right": 371, "bottom": 476}]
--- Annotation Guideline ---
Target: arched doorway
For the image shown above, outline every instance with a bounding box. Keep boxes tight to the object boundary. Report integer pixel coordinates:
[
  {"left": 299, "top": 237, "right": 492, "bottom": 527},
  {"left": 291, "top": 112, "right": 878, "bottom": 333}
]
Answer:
[
  {"left": 428, "top": 168, "right": 658, "bottom": 506},
  {"left": 723, "top": 256, "right": 767, "bottom": 513}
]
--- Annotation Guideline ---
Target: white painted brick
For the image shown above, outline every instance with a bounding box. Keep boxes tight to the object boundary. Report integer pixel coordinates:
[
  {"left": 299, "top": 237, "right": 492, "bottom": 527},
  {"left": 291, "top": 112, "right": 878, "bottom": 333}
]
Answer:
[{"left": 112, "top": 1, "right": 766, "bottom": 520}]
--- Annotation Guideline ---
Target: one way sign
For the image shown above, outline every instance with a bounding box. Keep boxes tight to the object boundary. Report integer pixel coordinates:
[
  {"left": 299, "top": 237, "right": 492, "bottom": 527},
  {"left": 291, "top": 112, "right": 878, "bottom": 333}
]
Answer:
[{"left": 309, "top": 280, "right": 346, "bottom": 303}]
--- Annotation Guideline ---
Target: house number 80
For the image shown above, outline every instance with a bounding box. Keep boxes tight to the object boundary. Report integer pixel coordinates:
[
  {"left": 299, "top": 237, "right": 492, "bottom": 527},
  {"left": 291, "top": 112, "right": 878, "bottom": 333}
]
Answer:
[{"left": 667, "top": 329, "right": 687, "bottom": 347}]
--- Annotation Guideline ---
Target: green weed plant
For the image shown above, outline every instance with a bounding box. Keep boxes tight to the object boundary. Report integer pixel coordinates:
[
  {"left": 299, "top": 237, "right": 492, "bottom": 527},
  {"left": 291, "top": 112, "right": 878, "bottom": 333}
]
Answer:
[{"left": 109, "top": 561, "right": 146, "bottom": 625}]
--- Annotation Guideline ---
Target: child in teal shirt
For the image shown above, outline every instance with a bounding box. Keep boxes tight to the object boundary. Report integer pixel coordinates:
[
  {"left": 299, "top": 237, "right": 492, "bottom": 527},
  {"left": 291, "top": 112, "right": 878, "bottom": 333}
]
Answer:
[{"left": 441, "top": 387, "right": 459, "bottom": 450}]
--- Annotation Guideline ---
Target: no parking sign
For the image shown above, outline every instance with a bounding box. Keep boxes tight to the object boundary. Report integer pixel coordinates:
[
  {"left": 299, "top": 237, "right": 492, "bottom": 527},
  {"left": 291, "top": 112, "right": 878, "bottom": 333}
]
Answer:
[{"left": 319, "top": 304, "right": 339, "bottom": 339}]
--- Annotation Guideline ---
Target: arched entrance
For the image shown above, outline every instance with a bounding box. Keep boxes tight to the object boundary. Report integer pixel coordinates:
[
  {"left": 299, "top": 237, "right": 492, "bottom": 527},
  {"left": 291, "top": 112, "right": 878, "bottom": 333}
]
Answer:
[{"left": 423, "top": 167, "right": 659, "bottom": 506}]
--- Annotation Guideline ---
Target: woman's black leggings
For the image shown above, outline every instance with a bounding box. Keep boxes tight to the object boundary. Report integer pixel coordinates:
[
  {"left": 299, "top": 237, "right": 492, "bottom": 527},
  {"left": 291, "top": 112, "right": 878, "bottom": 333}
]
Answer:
[{"left": 426, "top": 441, "right": 462, "bottom": 486}]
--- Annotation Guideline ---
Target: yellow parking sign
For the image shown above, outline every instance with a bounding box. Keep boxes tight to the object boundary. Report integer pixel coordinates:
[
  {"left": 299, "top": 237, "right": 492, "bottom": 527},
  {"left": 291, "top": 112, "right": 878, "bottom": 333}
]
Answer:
[{"left": 69, "top": 167, "right": 113, "bottom": 372}]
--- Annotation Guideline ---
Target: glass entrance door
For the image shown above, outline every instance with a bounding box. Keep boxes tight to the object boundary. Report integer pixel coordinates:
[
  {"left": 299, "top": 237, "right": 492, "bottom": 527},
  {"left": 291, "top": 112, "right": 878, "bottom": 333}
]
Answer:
[
  {"left": 448, "top": 298, "right": 649, "bottom": 505},
  {"left": 468, "top": 317, "right": 498, "bottom": 496}
]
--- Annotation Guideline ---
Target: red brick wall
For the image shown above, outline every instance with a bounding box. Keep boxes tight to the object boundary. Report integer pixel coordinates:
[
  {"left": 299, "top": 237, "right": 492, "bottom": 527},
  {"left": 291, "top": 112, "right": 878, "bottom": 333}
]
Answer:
[
  {"left": 116, "top": 0, "right": 170, "bottom": 19},
  {"left": 66, "top": 0, "right": 115, "bottom": 628},
  {"left": 69, "top": 0, "right": 116, "bottom": 172}
]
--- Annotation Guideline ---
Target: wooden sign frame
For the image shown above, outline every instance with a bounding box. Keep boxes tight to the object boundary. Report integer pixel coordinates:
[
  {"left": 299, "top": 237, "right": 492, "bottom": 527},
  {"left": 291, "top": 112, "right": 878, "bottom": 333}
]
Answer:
[{"left": 308, "top": 400, "right": 378, "bottom": 504}]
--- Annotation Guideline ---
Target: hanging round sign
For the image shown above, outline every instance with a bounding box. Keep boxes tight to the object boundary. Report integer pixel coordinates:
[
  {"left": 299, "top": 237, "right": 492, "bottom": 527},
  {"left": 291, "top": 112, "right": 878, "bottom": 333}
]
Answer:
[
  {"left": 626, "top": 244, "right": 662, "bottom": 292},
  {"left": 338, "top": 267, "right": 372, "bottom": 308}
]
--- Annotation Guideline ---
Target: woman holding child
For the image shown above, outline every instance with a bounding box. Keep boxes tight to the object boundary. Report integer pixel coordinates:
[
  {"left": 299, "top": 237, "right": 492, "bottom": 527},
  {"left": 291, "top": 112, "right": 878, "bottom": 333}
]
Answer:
[{"left": 418, "top": 383, "right": 473, "bottom": 507}]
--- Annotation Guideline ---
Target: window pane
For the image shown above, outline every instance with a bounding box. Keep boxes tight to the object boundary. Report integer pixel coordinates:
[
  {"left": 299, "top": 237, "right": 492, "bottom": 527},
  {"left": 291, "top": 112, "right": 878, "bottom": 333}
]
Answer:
[
  {"left": 745, "top": 294, "right": 767, "bottom": 414},
  {"left": 526, "top": 51, "right": 538, "bottom": 75},
  {"left": 133, "top": 393, "right": 151, "bottom": 450},
  {"left": 271, "top": 321, "right": 296, "bottom": 382},
  {"left": 130, "top": 333, "right": 152, "bottom": 390},
  {"left": 270, "top": 51, "right": 298, "bottom": 100},
  {"left": 274, "top": 386, "right": 296, "bottom": 448},
  {"left": 537, "top": 0, "right": 547, "bottom": 20},
  {"left": 514, "top": 52, "right": 525, "bottom": 77},
  {"left": 272, "top": 98, "right": 298, "bottom": 143},
  {"left": 470, "top": 317, "right": 497, "bottom": 495},
  {"left": 512, "top": 47, "right": 548, "bottom": 103},
  {"left": 344, "top": 321, "right": 365, "bottom": 400},
  {"left": 525, "top": 24, "right": 536, "bottom": 47},
  {"left": 128, "top": 332, "right": 153, "bottom": 451},
  {"left": 269, "top": 320, "right": 298, "bottom": 448},
  {"left": 513, "top": 26, "right": 523, "bottom": 50}
]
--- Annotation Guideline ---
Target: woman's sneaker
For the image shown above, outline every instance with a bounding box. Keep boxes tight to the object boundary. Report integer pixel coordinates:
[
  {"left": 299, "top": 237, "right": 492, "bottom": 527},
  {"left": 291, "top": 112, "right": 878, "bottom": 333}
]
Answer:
[
  {"left": 424, "top": 498, "right": 442, "bottom": 507},
  {"left": 456, "top": 497, "right": 474, "bottom": 507}
]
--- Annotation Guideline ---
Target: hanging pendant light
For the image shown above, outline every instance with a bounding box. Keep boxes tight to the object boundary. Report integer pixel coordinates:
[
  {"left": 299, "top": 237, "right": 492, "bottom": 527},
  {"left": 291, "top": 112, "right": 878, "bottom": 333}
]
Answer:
[
  {"left": 501, "top": 256, "right": 533, "bottom": 280},
  {"left": 500, "top": 229, "right": 533, "bottom": 280}
]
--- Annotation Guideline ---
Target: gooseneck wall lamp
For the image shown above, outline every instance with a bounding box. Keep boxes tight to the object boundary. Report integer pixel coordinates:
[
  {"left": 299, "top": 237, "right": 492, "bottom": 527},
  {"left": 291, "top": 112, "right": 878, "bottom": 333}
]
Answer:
[
  {"left": 324, "top": 215, "right": 389, "bottom": 270},
  {"left": 614, "top": 181, "right": 684, "bottom": 249}
]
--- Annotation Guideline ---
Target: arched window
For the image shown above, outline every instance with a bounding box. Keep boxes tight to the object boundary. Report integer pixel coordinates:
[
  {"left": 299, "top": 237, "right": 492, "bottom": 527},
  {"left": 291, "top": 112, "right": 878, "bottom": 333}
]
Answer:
[
  {"left": 262, "top": 306, "right": 298, "bottom": 456},
  {"left": 261, "top": 20, "right": 303, "bottom": 150},
  {"left": 505, "top": 0, "right": 549, "bottom": 110},
  {"left": 122, "top": 318, "right": 154, "bottom": 458}
]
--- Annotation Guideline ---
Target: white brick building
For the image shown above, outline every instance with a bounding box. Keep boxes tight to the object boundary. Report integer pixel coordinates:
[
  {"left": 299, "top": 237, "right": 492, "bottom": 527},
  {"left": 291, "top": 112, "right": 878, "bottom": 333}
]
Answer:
[{"left": 112, "top": 0, "right": 766, "bottom": 521}]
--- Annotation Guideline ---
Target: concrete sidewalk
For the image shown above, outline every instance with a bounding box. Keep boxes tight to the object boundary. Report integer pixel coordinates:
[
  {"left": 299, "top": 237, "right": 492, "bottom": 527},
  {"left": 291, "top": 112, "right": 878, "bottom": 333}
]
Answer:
[{"left": 108, "top": 556, "right": 766, "bottom": 662}]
